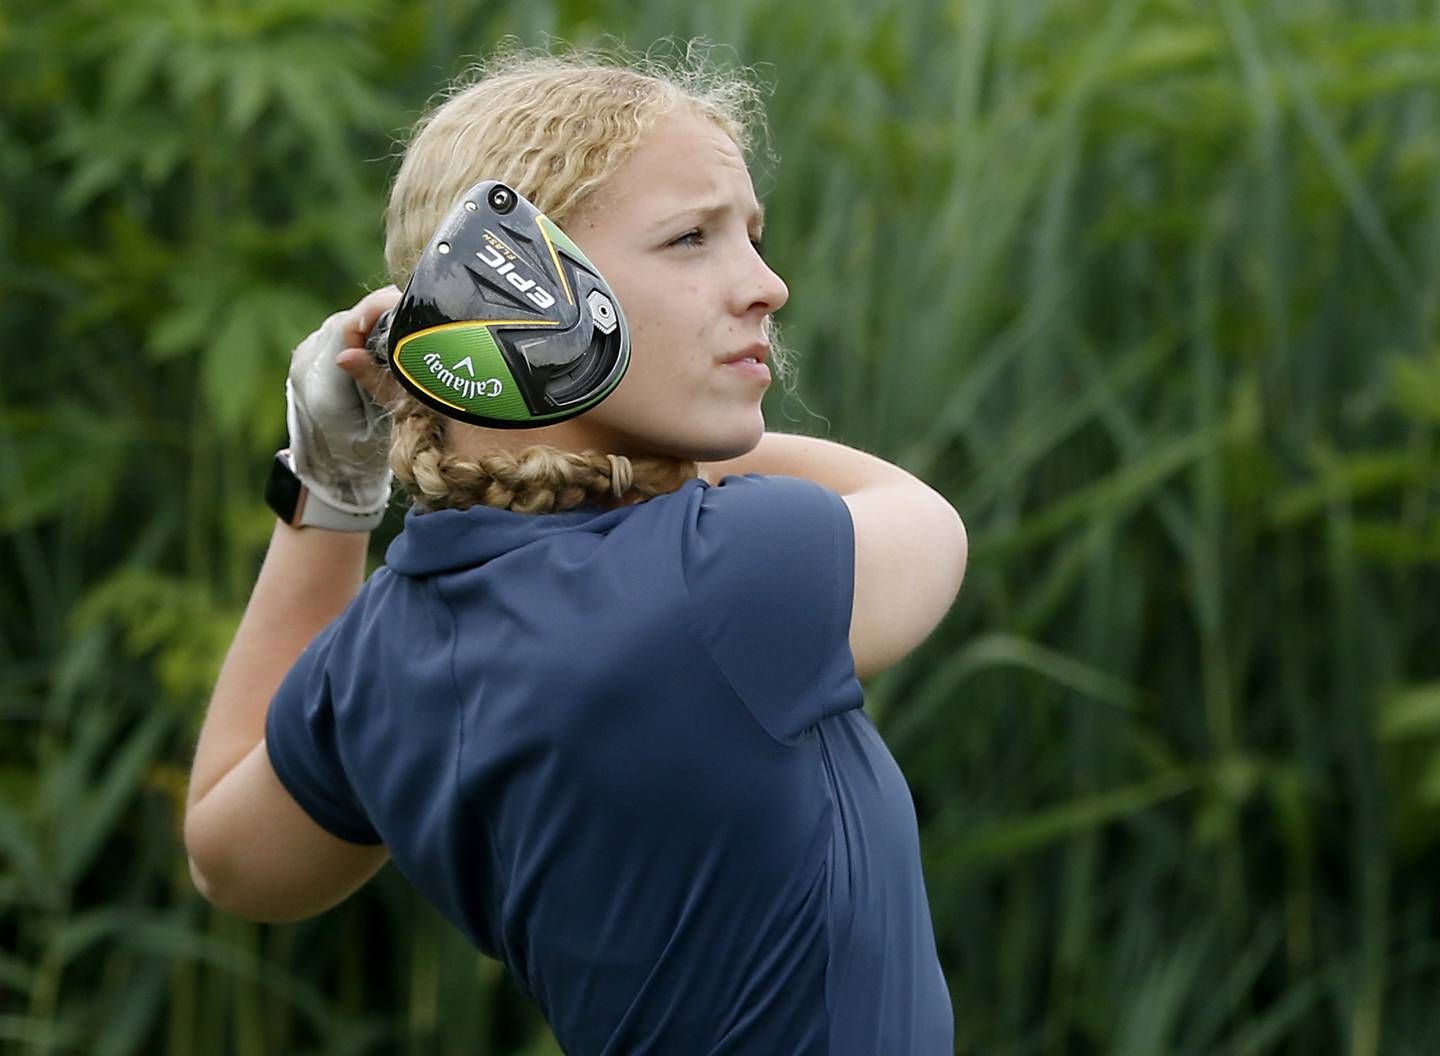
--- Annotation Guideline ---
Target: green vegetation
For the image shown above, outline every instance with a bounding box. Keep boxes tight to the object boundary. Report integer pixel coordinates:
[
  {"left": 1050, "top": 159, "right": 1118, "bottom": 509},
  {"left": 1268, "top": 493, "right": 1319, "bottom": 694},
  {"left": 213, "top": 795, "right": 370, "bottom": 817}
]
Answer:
[{"left": 4, "top": 0, "right": 1439, "bottom": 1052}]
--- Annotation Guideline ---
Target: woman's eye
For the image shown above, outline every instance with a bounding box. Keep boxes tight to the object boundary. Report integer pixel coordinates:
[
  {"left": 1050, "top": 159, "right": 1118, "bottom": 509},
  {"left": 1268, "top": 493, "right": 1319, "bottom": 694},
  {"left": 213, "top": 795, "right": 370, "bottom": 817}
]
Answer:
[{"left": 666, "top": 229, "right": 765, "bottom": 256}]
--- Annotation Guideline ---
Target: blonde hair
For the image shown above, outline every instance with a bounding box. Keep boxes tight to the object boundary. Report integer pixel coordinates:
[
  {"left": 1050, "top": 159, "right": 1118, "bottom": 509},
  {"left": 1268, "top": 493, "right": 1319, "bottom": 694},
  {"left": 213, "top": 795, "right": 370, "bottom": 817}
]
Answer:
[{"left": 382, "top": 42, "right": 785, "bottom": 515}]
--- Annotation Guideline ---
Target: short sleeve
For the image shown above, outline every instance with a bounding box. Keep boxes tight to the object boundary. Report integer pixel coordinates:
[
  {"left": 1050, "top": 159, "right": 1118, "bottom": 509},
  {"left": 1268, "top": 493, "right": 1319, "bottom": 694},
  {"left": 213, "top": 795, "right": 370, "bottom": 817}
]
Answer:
[
  {"left": 265, "top": 621, "right": 382, "bottom": 845},
  {"left": 682, "top": 473, "right": 863, "bottom": 745}
]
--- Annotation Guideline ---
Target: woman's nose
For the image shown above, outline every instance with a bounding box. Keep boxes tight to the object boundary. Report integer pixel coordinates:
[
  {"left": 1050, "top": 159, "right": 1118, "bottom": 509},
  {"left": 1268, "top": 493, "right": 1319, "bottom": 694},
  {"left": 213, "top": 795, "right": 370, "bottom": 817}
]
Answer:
[{"left": 737, "top": 247, "right": 789, "bottom": 316}]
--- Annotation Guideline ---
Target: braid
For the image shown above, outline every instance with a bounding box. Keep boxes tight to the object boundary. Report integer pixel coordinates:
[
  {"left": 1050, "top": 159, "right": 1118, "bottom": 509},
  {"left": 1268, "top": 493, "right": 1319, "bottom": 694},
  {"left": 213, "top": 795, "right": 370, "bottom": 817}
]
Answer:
[{"left": 389, "top": 397, "right": 699, "bottom": 515}]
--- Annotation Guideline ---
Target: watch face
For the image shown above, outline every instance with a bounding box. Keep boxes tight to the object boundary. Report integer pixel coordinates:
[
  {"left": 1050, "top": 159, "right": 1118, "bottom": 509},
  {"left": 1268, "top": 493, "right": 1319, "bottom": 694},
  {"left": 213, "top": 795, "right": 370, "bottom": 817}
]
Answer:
[{"left": 264, "top": 453, "right": 303, "bottom": 524}]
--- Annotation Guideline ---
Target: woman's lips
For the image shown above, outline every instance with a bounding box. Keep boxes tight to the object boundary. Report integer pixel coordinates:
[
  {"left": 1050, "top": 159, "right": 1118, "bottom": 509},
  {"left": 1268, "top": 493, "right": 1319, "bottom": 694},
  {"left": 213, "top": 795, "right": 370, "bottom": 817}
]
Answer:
[{"left": 722, "top": 357, "right": 771, "bottom": 380}]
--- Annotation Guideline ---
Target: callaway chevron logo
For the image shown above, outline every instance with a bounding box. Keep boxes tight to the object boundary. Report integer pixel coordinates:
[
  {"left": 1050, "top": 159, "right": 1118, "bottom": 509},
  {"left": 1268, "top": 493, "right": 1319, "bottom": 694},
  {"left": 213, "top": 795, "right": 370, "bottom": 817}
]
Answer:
[{"left": 422, "top": 351, "right": 503, "bottom": 399}]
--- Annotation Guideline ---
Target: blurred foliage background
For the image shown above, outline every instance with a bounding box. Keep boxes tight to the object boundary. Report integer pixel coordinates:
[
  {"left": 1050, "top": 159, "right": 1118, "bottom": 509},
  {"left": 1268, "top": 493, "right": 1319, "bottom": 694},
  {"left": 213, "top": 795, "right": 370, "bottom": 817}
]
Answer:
[{"left": 4, "top": 0, "right": 1440, "bottom": 1052}]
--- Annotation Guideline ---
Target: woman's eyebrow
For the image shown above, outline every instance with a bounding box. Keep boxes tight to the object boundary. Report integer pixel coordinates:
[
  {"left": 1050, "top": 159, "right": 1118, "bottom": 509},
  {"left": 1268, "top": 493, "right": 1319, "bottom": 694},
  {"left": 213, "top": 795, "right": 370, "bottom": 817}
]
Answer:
[{"left": 653, "top": 200, "right": 766, "bottom": 232}]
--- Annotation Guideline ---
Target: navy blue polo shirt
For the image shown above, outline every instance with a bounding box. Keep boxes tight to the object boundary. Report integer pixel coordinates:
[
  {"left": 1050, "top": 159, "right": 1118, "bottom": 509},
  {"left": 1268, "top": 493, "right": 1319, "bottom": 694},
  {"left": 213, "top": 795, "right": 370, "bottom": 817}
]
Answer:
[{"left": 266, "top": 473, "right": 953, "bottom": 1054}]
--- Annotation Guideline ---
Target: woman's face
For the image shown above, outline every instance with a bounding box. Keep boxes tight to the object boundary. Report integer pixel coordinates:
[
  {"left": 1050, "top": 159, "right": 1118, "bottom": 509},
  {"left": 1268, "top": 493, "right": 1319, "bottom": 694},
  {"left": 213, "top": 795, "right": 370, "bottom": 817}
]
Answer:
[{"left": 555, "top": 109, "right": 790, "bottom": 463}]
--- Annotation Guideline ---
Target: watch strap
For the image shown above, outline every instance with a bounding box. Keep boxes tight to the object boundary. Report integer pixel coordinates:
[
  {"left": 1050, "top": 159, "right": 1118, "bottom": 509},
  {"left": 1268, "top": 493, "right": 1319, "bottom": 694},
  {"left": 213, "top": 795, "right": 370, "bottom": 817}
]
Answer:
[{"left": 267, "top": 449, "right": 386, "bottom": 532}]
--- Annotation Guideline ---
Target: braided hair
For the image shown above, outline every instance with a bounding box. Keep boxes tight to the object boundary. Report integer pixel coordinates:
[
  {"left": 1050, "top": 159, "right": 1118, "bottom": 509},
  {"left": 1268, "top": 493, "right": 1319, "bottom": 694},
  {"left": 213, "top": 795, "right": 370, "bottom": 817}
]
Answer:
[{"left": 389, "top": 398, "right": 699, "bottom": 514}]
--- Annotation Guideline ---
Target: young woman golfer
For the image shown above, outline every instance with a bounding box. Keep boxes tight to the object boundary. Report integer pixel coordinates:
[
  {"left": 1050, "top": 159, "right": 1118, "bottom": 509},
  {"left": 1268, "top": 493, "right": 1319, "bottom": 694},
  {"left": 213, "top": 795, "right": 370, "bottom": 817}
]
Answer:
[{"left": 184, "top": 47, "right": 968, "bottom": 1055}]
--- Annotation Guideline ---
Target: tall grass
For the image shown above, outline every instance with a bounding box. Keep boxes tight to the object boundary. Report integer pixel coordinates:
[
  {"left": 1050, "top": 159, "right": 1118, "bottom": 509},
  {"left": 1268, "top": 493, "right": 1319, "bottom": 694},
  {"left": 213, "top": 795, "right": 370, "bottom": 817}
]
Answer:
[{"left": 3, "top": 0, "right": 1439, "bottom": 1051}]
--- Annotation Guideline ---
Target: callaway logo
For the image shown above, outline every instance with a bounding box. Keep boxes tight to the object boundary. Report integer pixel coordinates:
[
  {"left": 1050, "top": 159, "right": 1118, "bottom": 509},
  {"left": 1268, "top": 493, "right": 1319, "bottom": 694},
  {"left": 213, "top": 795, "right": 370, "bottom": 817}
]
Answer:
[
  {"left": 423, "top": 352, "right": 502, "bottom": 400},
  {"left": 478, "top": 232, "right": 557, "bottom": 310}
]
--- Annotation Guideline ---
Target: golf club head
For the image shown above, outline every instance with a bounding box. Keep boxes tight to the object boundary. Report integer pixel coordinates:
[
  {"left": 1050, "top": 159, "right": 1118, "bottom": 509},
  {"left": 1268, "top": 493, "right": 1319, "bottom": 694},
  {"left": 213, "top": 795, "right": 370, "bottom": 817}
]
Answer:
[{"left": 367, "top": 181, "right": 628, "bottom": 429}]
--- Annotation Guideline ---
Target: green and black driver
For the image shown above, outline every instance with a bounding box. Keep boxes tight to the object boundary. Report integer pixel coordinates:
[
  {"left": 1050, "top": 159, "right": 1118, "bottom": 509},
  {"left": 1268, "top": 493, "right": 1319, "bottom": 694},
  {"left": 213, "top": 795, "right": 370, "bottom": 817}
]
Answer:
[{"left": 368, "top": 180, "right": 629, "bottom": 428}]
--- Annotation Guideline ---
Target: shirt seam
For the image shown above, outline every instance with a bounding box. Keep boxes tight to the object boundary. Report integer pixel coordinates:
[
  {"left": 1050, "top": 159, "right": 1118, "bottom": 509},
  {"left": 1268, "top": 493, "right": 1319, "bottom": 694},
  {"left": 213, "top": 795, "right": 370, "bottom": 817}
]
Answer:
[
  {"left": 427, "top": 577, "right": 471, "bottom": 825},
  {"left": 825, "top": 487, "right": 859, "bottom": 692},
  {"left": 430, "top": 574, "right": 515, "bottom": 968},
  {"left": 675, "top": 482, "right": 808, "bottom": 752},
  {"left": 816, "top": 724, "right": 842, "bottom": 1056}
]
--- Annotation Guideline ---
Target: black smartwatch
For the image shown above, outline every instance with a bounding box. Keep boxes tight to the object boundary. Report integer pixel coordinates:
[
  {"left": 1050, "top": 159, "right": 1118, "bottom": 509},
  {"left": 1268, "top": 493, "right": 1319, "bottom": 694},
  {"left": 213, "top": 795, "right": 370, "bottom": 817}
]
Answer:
[{"left": 265, "top": 449, "right": 385, "bottom": 532}]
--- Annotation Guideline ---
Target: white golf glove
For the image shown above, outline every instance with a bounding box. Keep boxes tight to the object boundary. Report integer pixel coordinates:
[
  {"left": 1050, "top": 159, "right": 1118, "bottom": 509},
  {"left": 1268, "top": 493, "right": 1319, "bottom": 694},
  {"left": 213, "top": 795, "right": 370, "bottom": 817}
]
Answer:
[{"left": 285, "top": 309, "right": 392, "bottom": 515}]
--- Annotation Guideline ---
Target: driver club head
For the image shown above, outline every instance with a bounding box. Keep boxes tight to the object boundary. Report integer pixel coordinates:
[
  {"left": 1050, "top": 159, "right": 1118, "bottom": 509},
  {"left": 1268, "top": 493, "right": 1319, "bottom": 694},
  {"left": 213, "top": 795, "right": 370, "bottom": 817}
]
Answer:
[{"left": 367, "top": 180, "right": 628, "bottom": 429}]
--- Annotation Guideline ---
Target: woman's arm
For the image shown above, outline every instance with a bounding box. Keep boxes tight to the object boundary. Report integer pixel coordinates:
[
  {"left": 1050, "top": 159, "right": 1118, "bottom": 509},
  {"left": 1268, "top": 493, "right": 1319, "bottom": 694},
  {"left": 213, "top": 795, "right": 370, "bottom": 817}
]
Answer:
[
  {"left": 184, "top": 523, "right": 389, "bottom": 920},
  {"left": 184, "top": 289, "right": 399, "bottom": 922},
  {"left": 698, "top": 431, "right": 933, "bottom": 497}
]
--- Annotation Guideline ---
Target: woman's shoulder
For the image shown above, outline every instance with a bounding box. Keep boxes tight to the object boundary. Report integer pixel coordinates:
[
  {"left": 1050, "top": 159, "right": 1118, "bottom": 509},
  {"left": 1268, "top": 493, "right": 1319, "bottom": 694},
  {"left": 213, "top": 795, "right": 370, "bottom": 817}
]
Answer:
[
  {"left": 682, "top": 472, "right": 862, "bottom": 744},
  {"left": 688, "top": 472, "right": 851, "bottom": 549}
]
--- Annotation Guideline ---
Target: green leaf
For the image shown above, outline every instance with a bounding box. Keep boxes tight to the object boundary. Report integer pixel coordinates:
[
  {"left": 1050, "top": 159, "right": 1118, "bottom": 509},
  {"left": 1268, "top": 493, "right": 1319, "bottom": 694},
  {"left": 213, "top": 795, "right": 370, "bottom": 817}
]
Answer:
[
  {"left": 1378, "top": 683, "right": 1440, "bottom": 740},
  {"left": 147, "top": 300, "right": 217, "bottom": 362},
  {"left": 935, "top": 770, "right": 1197, "bottom": 868},
  {"left": 972, "top": 428, "right": 1221, "bottom": 557},
  {"left": 0, "top": 408, "right": 135, "bottom": 532},
  {"left": 55, "top": 712, "right": 171, "bottom": 886},
  {"left": 1267, "top": 449, "right": 1430, "bottom": 528},
  {"left": 224, "top": 61, "right": 273, "bottom": 133},
  {"left": 102, "top": 18, "right": 171, "bottom": 111},
  {"left": 1389, "top": 350, "right": 1440, "bottom": 425},
  {"left": 201, "top": 284, "right": 326, "bottom": 440},
  {"left": 0, "top": 793, "right": 42, "bottom": 895}
]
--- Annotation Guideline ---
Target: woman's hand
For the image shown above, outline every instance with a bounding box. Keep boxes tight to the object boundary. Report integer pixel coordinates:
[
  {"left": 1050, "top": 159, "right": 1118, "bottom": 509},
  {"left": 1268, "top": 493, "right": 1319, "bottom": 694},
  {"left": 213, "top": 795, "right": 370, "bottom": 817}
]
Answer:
[
  {"left": 334, "top": 285, "right": 403, "bottom": 405},
  {"left": 285, "top": 286, "right": 402, "bottom": 514}
]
